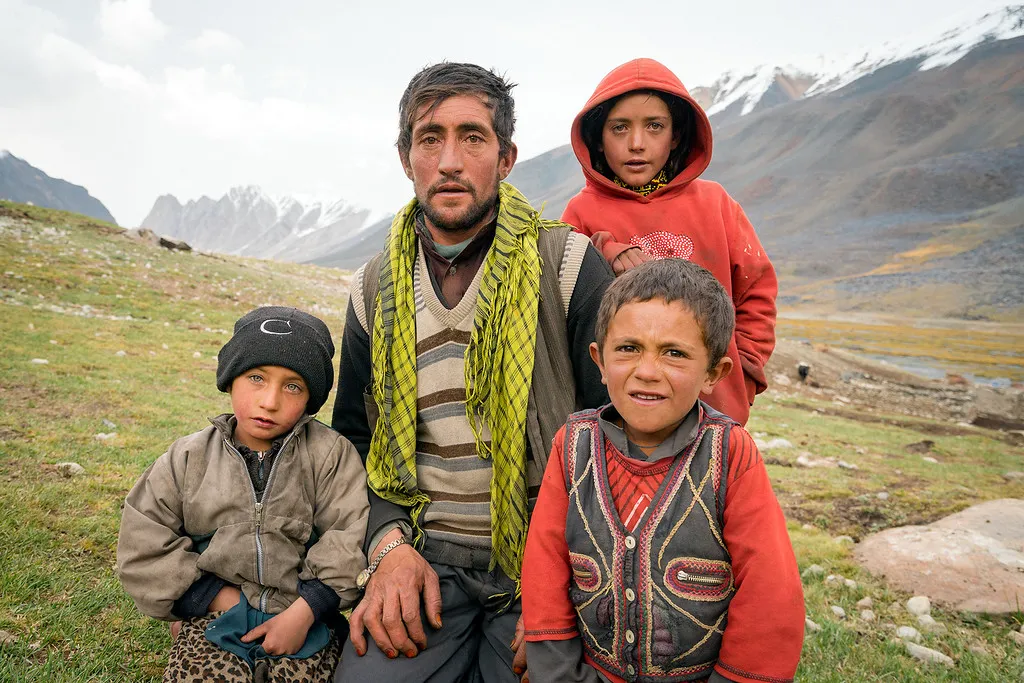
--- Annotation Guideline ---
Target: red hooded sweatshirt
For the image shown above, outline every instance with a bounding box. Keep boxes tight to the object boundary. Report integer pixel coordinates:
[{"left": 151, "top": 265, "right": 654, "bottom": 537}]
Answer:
[{"left": 562, "top": 58, "right": 777, "bottom": 425}]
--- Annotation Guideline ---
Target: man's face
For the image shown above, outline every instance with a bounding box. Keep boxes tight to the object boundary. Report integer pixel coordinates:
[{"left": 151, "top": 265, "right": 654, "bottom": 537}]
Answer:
[{"left": 401, "top": 94, "right": 517, "bottom": 244}]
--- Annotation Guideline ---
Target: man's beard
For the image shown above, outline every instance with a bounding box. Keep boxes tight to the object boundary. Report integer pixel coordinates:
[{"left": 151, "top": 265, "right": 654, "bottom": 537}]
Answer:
[{"left": 421, "top": 175, "right": 499, "bottom": 235}]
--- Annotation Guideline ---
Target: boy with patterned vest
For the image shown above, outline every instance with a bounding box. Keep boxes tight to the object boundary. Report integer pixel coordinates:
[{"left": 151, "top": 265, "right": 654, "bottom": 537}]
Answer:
[{"left": 521, "top": 259, "right": 803, "bottom": 683}]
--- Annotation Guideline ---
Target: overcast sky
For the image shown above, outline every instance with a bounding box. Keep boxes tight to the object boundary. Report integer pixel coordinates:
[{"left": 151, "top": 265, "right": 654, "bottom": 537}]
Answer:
[{"left": 0, "top": 0, "right": 1009, "bottom": 226}]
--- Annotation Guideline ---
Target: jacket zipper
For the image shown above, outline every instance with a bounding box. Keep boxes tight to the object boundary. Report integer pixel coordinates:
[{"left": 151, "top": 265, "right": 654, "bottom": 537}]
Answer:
[
  {"left": 224, "top": 428, "right": 299, "bottom": 613},
  {"left": 676, "top": 568, "right": 723, "bottom": 585}
]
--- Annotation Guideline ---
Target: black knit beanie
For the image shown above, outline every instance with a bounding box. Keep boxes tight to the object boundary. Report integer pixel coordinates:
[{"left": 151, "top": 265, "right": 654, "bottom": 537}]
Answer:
[{"left": 216, "top": 306, "right": 336, "bottom": 414}]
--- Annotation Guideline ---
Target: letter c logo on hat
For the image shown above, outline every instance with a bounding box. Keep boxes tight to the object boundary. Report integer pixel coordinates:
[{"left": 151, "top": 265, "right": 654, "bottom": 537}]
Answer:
[{"left": 260, "top": 319, "right": 293, "bottom": 335}]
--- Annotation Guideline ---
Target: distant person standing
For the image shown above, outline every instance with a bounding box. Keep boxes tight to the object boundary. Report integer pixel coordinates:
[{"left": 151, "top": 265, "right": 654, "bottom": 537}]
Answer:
[
  {"left": 561, "top": 58, "right": 778, "bottom": 425},
  {"left": 330, "top": 62, "right": 613, "bottom": 682}
]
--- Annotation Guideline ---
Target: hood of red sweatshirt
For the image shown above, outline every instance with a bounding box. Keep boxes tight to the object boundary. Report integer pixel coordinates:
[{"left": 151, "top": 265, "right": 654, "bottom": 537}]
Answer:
[{"left": 570, "top": 58, "right": 713, "bottom": 200}]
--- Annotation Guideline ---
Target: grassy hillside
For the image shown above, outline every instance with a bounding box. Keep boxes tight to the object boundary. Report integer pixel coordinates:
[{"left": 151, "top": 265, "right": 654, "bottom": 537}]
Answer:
[{"left": 0, "top": 201, "right": 1021, "bottom": 681}]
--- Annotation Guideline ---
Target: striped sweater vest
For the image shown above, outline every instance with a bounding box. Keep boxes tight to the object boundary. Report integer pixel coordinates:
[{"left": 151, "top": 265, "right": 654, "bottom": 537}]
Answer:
[
  {"left": 562, "top": 405, "right": 736, "bottom": 682},
  {"left": 352, "top": 228, "right": 591, "bottom": 557}
]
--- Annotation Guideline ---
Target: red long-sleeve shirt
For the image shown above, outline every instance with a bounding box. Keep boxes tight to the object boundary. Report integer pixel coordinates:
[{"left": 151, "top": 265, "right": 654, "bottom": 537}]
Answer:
[{"left": 522, "top": 414, "right": 804, "bottom": 683}]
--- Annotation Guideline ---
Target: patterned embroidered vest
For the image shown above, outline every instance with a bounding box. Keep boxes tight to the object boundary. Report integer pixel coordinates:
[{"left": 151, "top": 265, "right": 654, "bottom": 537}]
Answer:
[{"left": 562, "top": 405, "right": 736, "bottom": 682}]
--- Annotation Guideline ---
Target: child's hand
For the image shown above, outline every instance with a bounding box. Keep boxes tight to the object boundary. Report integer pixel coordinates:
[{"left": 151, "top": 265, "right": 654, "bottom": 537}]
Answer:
[
  {"left": 612, "top": 247, "right": 651, "bottom": 275},
  {"left": 240, "top": 597, "right": 315, "bottom": 655},
  {"left": 208, "top": 585, "right": 242, "bottom": 612}
]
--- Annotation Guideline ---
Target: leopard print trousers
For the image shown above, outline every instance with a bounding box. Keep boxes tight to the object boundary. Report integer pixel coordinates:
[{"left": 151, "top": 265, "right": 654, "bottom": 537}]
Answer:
[{"left": 163, "top": 612, "right": 341, "bottom": 683}]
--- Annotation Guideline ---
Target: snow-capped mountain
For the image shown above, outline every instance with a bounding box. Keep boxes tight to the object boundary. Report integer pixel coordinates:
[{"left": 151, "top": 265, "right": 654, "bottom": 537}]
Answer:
[
  {"left": 141, "top": 185, "right": 391, "bottom": 263},
  {"left": 693, "top": 3, "right": 1024, "bottom": 120}
]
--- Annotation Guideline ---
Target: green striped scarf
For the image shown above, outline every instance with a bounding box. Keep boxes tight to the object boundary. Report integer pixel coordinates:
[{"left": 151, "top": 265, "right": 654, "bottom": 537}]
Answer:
[{"left": 366, "top": 182, "right": 542, "bottom": 582}]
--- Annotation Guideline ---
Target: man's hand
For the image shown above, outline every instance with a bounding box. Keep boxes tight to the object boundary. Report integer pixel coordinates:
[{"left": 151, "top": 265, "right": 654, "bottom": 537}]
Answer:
[
  {"left": 208, "top": 585, "right": 242, "bottom": 613},
  {"left": 241, "top": 597, "right": 315, "bottom": 656},
  {"left": 511, "top": 614, "right": 529, "bottom": 682},
  {"left": 611, "top": 247, "right": 651, "bottom": 275},
  {"left": 349, "top": 530, "right": 442, "bottom": 659}
]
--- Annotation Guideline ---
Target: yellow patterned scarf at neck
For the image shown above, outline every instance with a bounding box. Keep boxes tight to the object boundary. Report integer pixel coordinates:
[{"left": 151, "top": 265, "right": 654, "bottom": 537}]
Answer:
[
  {"left": 366, "top": 182, "right": 542, "bottom": 587},
  {"left": 614, "top": 169, "right": 669, "bottom": 196}
]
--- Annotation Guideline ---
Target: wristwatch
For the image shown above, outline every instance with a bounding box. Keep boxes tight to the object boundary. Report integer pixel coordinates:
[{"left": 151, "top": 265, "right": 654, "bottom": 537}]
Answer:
[{"left": 356, "top": 536, "right": 408, "bottom": 590}]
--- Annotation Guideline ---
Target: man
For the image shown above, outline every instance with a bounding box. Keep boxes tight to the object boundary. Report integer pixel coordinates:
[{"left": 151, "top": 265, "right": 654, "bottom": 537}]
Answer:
[{"left": 331, "top": 62, "right": 614, "bottom": 682}]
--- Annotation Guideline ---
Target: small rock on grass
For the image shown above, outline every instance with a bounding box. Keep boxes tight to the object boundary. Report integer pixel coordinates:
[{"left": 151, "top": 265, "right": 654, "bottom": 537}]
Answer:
[
  {"left": 56, "top": 462, "right": 86, "bottom": 477},
  {"left": 802, "top": 564, "right": 825, "bottom": 579},
  {"left": 94, "top": 432, "right": 117, "bottom": 441},
  {"left": 876, "top": 492, "right": 889, "bottom": 501},
  {"left": 838, "top": 460, "right": 859, "bottom": 470},
  {"left": 755, "top": 437, "right": 793, "bottom": 450},
  {"left": 0, "top": 630, "right": 16, "bottom": 645},
  {"left": 805, "top": 617, "right": 822, "bottom": 633},
  {"left": 1004, "top": 471, "right": 1024, "bottom": 481},
  {"left": 1010, "top": 630, "right": 1024, "bottom": 646},
  {"left": 102, "top": 419, "right": 117, "bottom": 429},
  {"left": 904, "top": 642, "right": 953, "bottom": 667},
  {"left": 907, "top": 596, "right": 931, "bottom": 616},
  {"left": 856, "top": 597, "right": 873, "bottom": 609},
  {"left": 896, "top": 626, "right": 921, "bottom": 642},
  {"left": 115, "top": 350, "right": 127, "bottom": 357},
  {"left": 30, "top": 358, "right": 49, "bottom": 364},
  {"left": 860, "top": 609, "right": 876, "bottom": 622},
  {"left": 831, "top": 606, "right": 846, "bottom": 619},
  {"left": 922, "top": 456, "right": 939, "bottom": 464},
  {"left": 834, "top": 536, "right": 855, "bottom": 547},
  {"left": 968, "top": 645, "right": 987, "bottom": 656},
  {"left": 917, "top": 614, "right": 946, "bottom": 632},
  {"left": 844, "top": 578, "right": 858, "bottom": 589}
]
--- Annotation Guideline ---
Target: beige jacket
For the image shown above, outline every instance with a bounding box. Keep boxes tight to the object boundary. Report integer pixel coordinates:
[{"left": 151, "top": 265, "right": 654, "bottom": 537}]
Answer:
[{"left": 116, "top": 414, "right": 368, "bottom": 620}]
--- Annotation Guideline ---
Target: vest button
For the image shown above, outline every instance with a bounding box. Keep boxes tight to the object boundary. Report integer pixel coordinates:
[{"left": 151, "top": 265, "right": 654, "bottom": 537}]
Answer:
[
  {"left": 625, "top": 588, "right": 636, "bottom": 601},
  {"left": 625, "top": 536, "right": 636, "bottom": 549},
  {"left": 625, "top": 629, "right": 635, "bottom": 644},
  {"left": 627, "top": 664, "right": 636, "bottom": 676}
]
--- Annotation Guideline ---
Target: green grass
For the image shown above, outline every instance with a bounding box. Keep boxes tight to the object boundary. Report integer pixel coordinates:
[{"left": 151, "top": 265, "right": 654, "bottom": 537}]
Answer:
[{"left": 1, "top": 201, "right": 1022, "bottom": 680}]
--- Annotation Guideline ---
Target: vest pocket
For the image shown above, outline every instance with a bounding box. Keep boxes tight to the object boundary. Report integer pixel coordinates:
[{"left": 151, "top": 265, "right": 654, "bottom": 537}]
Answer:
[
  {"left": 569, "top": 552, "right": 603, "bottom": 593},
  {"left": 663, "top": 557, "right": 733, "bottom": 601}
]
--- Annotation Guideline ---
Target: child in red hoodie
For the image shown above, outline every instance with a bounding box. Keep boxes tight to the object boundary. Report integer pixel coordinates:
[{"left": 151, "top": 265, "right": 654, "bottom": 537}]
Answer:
[{"left": 562, "top": 58, "right": 777, "bottom": 425}]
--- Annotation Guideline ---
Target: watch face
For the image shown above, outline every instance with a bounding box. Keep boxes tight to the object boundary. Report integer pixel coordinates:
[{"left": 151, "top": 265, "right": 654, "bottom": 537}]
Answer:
[{"left": 357, "top": 569, "right": 371, "bottom": 589}]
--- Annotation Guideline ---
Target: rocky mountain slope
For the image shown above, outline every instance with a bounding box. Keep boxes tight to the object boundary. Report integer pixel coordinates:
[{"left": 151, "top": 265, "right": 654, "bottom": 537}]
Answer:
[
  {"left": 508, "top": 5, "right": 1024, "bottom": 318},
  {"left": 0, "top": 150, "right": 117, "bottom": 225}
]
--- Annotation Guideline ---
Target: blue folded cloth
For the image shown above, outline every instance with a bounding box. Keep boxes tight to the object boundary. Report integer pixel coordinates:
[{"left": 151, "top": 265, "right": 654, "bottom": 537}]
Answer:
[{"left": 204, "top": 594, "right": 331, "bottom": 669}]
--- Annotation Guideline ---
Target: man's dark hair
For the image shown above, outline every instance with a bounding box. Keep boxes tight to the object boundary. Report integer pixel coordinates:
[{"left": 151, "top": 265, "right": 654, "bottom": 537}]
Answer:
[
  {"left": 595, "top": 258, "right": 734, "bottom": 369},
  {"left": 580, "top": 90, "right": 695, "bottom": 183},
  {"left": 397, "top": 62, "right": 517, "bottom": 161}
]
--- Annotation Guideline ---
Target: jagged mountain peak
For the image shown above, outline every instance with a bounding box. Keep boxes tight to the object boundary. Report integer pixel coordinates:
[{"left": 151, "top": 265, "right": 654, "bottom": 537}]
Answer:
[{"left": 140, "top": 185, "right": 387, "bottom": 262}]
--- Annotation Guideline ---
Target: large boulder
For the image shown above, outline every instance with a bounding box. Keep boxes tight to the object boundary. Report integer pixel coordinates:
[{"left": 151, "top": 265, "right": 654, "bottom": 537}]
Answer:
[
  {"left": 969, "top": 386, "right": 1024, "bottom": 430},
  {"left": 854, "top": 499, "right": 1024, "bottom": 613}
]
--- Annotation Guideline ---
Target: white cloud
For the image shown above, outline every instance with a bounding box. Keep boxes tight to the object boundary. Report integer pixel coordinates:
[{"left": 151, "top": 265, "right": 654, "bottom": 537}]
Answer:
[
  {"left": 36, "top": 33, "right": 153, "bottom": 94},
  {"left": 98, "top": 0, "right": 167, "bottom": 51},
  {"left": 185, "top": 29, "right": 243, "bottom": 57}
]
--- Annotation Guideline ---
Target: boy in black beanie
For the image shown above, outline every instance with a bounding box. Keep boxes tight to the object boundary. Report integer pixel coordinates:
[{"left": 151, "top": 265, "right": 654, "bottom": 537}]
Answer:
[{"left": 116, "top": 307, "right": 369, "bottom": 682}]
